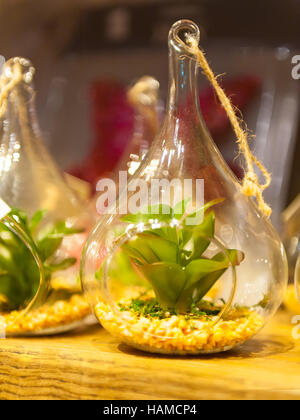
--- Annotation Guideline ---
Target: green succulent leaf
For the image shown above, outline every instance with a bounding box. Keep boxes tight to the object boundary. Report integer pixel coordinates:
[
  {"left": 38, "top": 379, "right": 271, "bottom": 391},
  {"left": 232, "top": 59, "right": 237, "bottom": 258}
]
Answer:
[
  {"left": 183, "top": 197, "right": 225, "bottom": 226},
  {"left": 139, "top": 234, "right": 178, "bottom": 263},
  {"left": 145, "top": 226, "right": 179, "bottom": 244},
  {"left": 121, "top": 204, "right": 173, "bottom": 224},
  {"left": 179, "top": 228, "right": 193, "bottom": 247},
  {"left": 37, "top": 221, "right": 84, "bottom": 262},
  {"left": 122, "top": 242, "right": 149, "bottom": 265},
  {"left": 123, "top": 233, "right": 178, "bottom": 265},
  {"left": 184, "top": 258, "right": 229, "bottom": 291},
  {"left": 147, "top": 203, "right": 172, "bottom": 218},
  {"left": 9, "top": 209, "right": 28, "bottom": 230},
  {"left": 176, "top": 260, "right": 227, "bottom": 312},
  {"left": 0, "top": 230, "right": 35, "bottom": 309},
  {"left": 52, "top": 221, "right": 85, "bottom": 236},
  {"left": 46, "top": 257, "right": 77, "bottom": 272},
  {"left": 212, "top": 249, "right": 245, "bottom": 265},
  {"left": 172, "top": 198, "right": 191, "bottom": 219},
  {"left": 0, "top": 242, "right": 23, "bottom": 280},
  {"left": 37, "top": 236, "right": 64, "bottom": 262},
  {"left": 176, "top": 249, "right": 245, "bottom": 311},
  {"left": 29, "top": 209, "right": 47, "bottom": 233},
  {"left": 109, "top": 250, "right": 145, "bottom": 286},
  {"left": 188, "top": 211, "right": 215, "bottom": 261},
  {"left": 0, "top": 208, "right": 83, "bottom": 311},
  {"left": 137, "top": 262, "right": 185, "bottom": 309}
]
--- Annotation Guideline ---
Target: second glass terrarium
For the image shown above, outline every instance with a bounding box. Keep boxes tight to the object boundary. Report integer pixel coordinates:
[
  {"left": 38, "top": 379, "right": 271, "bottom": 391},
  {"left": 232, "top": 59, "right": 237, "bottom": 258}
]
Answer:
[
  {"left": 0, "top": 57, "right": 93, "bottom": 336},
  {"left": 81, "top": 20, "right": 287, "bottom": 354},
  {"left": 294, "top": 254, "right": 300, "bottom": 307},
  {"left": 117, "top": 75, "right": 160, "bottom": 177}
]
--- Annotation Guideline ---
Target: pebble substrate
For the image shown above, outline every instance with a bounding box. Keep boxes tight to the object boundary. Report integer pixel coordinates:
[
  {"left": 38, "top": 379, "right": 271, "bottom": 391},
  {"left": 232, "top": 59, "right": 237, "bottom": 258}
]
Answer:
[
  {"left": 95, "top": 293, "right": 264, "bottom": 355},
  {"left": 1, "top": 294, "right": 90, "bottom": 335}
]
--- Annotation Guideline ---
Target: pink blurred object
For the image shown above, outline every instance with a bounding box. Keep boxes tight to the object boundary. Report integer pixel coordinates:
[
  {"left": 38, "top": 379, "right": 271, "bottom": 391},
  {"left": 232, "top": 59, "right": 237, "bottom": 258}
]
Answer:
[
  {"left": 199, "top": 74, "right": 261, "bottom": 137},
  {"left": 69, "top": 80, "right": 134, "bottom": 188}
]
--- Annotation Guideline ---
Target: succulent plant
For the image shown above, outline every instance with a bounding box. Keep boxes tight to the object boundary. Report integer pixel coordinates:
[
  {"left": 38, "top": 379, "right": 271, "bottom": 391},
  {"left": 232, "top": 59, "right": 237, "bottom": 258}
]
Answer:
[{"left": 120, "top": 198, "right": 244, "bottom": 312}]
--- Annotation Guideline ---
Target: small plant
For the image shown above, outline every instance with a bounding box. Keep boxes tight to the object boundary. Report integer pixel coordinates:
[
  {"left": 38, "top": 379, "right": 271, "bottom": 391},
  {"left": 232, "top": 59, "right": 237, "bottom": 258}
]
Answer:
[
  {"left": 0, "top": 208, "right": 84, "bottom": 311},
  {"left": 120, "top": 198, "right": 244, "bottom": 313}
]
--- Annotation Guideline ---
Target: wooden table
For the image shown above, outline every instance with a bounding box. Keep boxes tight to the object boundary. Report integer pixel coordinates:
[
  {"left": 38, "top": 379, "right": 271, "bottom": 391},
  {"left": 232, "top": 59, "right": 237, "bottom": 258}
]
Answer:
[{"left": 0, "top": 310, "right": 300, "bottom": 400}]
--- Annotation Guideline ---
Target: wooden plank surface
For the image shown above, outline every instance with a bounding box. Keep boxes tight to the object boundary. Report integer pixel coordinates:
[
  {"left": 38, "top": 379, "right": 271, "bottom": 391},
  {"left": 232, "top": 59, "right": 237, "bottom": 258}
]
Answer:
[{"left": 0, "top": 310, "right": 300, "bottom": 400}]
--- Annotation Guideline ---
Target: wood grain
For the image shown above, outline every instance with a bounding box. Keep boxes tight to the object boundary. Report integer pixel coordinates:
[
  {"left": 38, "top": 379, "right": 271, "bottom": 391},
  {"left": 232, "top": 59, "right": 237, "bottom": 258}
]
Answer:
[{"left": 0, "top": 310, "right": 300, "bottom": 400}]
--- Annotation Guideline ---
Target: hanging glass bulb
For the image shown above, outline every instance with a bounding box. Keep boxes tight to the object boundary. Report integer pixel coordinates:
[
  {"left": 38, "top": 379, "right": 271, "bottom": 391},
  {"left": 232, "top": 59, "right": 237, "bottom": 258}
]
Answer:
[
  {"left": 0, "top": 199, "right": 45, "bottom": 336},
  {"left": 0, "top": 57, "right": 94, "bottom": 336},
  {"left": 294, "top": 254, "right": 300, "bottom": 304},
  {"left": 81, "top": 20, "right": 288, "bottom": 355},
  {"left": 93, "top": 76, "right": 160, "bottom": 217},
  {"left": 118, "top": 75, "right": 160, "bottom": 177}
]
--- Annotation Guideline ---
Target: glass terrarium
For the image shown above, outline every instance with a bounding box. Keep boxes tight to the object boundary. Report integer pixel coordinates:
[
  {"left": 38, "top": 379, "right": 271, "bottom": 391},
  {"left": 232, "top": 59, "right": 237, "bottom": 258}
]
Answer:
[
  {"left": 117, "top": 75, "right": 160, "bottom": 177},
  {"left": 294, "top": 254, "right": 300, "bottom": 306},
  {"left": 81, "top": 20, "right": 288, "bottom": 355},
  {"left": 0, "top": 57, "right": 93, "bottom": 336},
  {"left": 0, "top": 199, "right": 45, "bottom": 336}
]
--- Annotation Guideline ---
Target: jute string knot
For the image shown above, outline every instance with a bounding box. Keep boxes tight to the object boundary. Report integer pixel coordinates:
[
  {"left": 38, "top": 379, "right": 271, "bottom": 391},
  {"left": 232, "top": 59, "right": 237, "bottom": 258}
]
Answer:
[
  {"left": 242, "top": 172, "right": 259, "bottom": 195},
  {"left": 185, "top": 34, "right": 272, "bottom": 218}
]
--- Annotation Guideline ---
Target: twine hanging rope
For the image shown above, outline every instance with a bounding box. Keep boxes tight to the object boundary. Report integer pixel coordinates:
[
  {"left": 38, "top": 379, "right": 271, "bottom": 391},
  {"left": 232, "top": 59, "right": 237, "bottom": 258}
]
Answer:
[
  {"left": 185, "top": 34, "right": 272, "bottom": 218},
  {"left": 0, "top": 59, "right": 35, "bottom": 119}
]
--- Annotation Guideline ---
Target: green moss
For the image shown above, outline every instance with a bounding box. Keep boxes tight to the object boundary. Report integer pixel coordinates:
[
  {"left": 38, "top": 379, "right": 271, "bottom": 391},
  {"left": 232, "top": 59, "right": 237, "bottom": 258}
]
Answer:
[{"left": 118, "top": 297, "right": 223, "bottom": 321}]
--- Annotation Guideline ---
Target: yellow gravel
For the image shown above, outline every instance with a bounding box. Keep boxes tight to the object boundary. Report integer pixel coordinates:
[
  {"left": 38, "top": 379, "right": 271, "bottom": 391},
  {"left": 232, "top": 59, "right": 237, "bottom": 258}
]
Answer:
[
  {"left": 95, "top": 299, "right": 264, "bottom": 355},
  {"left": 1, "top": 294, "right": 90, "bottom": 335}
]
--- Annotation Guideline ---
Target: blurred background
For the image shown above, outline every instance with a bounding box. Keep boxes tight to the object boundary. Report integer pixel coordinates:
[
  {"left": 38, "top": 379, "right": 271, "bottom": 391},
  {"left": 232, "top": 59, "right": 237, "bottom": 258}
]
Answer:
[{"left": 0, "top": 0, "right": 299, "bottom": 234}]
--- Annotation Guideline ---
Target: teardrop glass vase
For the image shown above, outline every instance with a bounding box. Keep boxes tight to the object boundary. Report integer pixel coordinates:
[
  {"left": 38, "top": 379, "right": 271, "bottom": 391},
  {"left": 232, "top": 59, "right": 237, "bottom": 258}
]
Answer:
[
  {"left": 294, "top": 254, "right": 300, "bottom": 304},
  {"left": 117, "top": 75, "right": 160, "bottom": 177},
  {"left": 93, "top": 76, "right": 160, "bottom": 216},
  {"left": 81, "top": 20, "right": 288, "bottom": 355},
  {"left": 0, "top": 57, "right": 93, "bottom": 336},
  {"left": 0, "top": 204, "right": 45, "bottom": 335}
]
